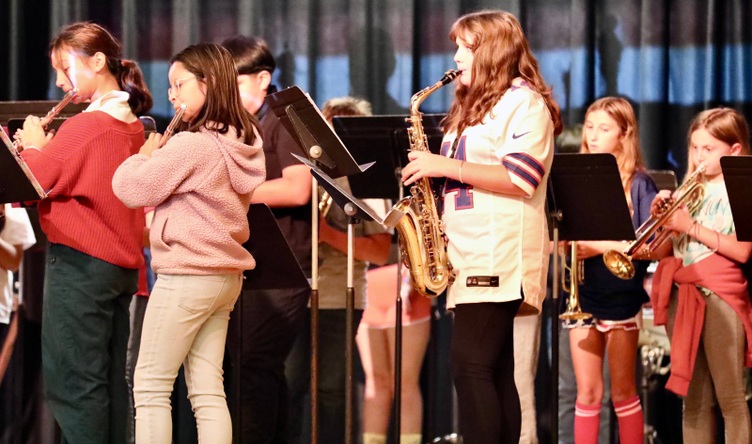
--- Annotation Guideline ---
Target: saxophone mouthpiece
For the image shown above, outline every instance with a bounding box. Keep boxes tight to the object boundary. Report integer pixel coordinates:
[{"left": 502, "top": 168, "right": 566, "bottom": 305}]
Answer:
[{"left": 441, "top": 69, "right": 461, "bottom": 85}]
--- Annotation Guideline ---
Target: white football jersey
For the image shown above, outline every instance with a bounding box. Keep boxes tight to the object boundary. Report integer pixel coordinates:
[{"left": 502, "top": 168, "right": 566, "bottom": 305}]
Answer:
[{"left": 440, "top": 78, "right": 554, "bottom": 315}]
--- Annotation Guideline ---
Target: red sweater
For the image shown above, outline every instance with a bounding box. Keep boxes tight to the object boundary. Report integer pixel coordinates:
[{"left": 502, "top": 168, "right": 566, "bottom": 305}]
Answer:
[
  {"left": 20, "top": 111, "right": 145, "bottom": 269},
  {"left": 651, "top": 254, "right": 752, "bottom": 396}
]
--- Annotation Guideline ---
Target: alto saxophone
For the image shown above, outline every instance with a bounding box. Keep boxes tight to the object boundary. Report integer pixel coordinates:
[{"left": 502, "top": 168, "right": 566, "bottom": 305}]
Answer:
[{"left": 384, "top": 69, "right": 459, "bottom": 298}]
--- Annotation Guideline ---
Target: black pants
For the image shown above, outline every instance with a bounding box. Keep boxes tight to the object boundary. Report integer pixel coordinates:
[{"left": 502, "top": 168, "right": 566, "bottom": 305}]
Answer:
[
  {"left": 227, "top": 287, "right": 309, "bottom": 444},
  {"left": 450, "top": 300, "right": 522, "bottom": 444}
]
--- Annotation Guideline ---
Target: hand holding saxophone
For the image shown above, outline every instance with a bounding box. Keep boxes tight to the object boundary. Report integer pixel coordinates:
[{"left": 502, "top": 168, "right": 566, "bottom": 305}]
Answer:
[{"left": 401, "top": 151, "right": 460, "bottom": 186}]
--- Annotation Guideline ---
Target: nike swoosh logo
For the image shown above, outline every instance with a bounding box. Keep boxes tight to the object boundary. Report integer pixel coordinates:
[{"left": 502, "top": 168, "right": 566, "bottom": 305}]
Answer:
[{"left": 512, "top": 131, "right": 530, "bottom": 139}]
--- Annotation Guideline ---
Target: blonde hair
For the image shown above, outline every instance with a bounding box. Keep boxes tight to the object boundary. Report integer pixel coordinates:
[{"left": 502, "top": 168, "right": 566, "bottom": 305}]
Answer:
[
  {"left": 685, "top": 107, "right": 751, "bottom": 178},
  {"left": 321, "top": 96, "right": 372, "bottom": 121},
  {"left": 443, "top": 10, "right": 562, "bottom": 136},
  {"left": 581, "top": 97, "right": 644, "bottom": 207}
]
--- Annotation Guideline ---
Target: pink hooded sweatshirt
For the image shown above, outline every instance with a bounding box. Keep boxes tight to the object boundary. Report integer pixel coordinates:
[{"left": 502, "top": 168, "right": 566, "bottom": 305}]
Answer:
[{"left": 112, "top": 126, "right": 265, "bottom": 275}]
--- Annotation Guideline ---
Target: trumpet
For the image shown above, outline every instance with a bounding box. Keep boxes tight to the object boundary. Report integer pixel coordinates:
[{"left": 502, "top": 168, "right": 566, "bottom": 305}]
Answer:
[
  {"left": 159, "top": 103, "right": 187, "bottom": 147},
  {"left": 603, "top": 166, "right": 705, "bottom": 280},
  {"left": 560, "top": 241, "right": 592, "bottom": 321},
  {"left": 13, "top": 88, "right": 79, "bottom": 150}
]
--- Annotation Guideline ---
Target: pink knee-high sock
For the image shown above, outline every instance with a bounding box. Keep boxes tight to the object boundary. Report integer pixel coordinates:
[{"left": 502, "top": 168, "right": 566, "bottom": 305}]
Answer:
[
  {"left": 614, "top": 395, "right": 644, "bottom": 444},
  {"left": 574, "top": 401, "right": 600, "bottom": 444}
]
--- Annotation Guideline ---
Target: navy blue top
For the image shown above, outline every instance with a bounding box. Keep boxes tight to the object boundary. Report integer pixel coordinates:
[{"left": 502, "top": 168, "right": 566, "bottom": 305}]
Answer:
[{"left": 577, "top": 171, "right": 658, "bottom": 320}]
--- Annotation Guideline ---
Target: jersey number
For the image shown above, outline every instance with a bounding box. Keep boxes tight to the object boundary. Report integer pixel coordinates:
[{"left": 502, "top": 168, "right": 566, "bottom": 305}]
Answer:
[{"left": 441, "top": 136, "right": 474, "bottom": 211}]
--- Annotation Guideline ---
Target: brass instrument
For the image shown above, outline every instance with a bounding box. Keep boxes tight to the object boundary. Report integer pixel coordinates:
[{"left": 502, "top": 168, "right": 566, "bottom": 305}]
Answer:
[
  {"left": 319, "top": 191, "right": 333, "bottom": 219},
  {"left": 560, "top": 241, "right": 592, "bottom": 321},
  {"left": 603, "top": 166, "right": 706, "bottom": 279},
  {"left": 383, "top": 69, "right": 459, "bottom": 298},
  {"left": 159, "top": 103, "right": 187, "bottom": 147},
  {"left": 13, "top": 88, "right": 79, "bottom": 150}
]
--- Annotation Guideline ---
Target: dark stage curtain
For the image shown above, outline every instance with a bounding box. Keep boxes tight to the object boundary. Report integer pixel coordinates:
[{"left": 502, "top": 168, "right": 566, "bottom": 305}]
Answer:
[{"left": 1, "top": 1, "right": 750, "bottom": 443}]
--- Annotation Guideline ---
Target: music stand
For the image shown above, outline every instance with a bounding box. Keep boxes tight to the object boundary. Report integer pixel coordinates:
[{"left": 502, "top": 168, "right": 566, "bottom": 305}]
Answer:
[
  {"left": 331, "top": 113, "right": 447, "bottom": 440},
  {"left": 294, "top": 153, "right": 386, "bottom": 444},
  {"left": 0, "top": 126, "right": 46, "bottom": 203},
  {"left": 228, "top": 203, "right": 309, "bottom": 440},
  {"left": 547, "top": 153, "right": 635, "bottom": 444},
  {"left": 721, "top": 156, "right": 752, "bottom": 241},
  {"left": 266, "top": 86, "right": 372, "bottom": 444},
  {"left": 332, "top": 114, "right": 445, "bottom": 200},
  {"left": 266, "top": 86, "right": 372, "bottom": 178}
]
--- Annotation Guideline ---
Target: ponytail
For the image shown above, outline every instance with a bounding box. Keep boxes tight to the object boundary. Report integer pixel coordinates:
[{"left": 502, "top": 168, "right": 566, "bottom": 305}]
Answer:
[{"left": 117, "top": 59, "right": 153, "bottom": 116}]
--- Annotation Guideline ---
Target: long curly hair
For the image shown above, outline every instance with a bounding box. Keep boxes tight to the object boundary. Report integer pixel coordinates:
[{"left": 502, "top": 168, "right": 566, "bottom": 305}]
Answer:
[{"left": 442, "top": 10, "right": 562, "bottom": 137}]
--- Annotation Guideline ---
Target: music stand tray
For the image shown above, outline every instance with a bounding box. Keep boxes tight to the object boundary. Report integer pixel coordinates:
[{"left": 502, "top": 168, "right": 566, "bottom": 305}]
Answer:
[
  {"left": 548, "top": 153, "right": 636, "bottom": 241},
  {"left": 0, "top": 126, "right": 46, "bottom": 204},
  {"left": 242, "top": 203, "right": 310, "bottom": 290},
  {"left": 721, "top": 156, "right": 752, "bottom": 241},
  {"left": 332, "top": 114, "right": 445, "bottom": 200},
  {"left": 265, "top": 86, "right": 371, "bottom": 179}
]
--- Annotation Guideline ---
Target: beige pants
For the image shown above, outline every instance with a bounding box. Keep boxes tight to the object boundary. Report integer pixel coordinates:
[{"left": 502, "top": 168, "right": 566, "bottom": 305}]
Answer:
[{"left": 134, "top": 273, "right": 242, "bottom": 444}]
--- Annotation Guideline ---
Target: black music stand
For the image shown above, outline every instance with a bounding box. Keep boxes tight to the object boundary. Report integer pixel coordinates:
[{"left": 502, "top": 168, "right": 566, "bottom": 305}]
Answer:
[
  {"left": 266, "top": 86, "right": 371, "bottom": 178},
  {"left": 0, "top": 126, "right": 46, "bottom": 203},
  {"left": 295, "top": 153, "right": 383, "bottom": 444},
  {"left": 332, "top": 114, "right": 445, "bottom": 199},
  {"left": 266, "top": 86, "right": 371, "bottom": 444},
  {"left": 547, "top": 153, "right": 635, "bottom": 444},
  {"left": 721, "top": 156, "right": 752, "bottom": 241},
  {"left": 228, "top": 203, "right": 309, "bottom": 441},
  {"left": 332, "top": 113, "right": 447, "bottom": 441}
]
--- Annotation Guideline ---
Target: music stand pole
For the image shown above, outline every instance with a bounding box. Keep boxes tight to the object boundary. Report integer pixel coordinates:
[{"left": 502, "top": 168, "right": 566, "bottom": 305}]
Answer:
[
  {"left": 310, "top": 176, "right": 320, "bottom": 444},
  {"left": 549, "top": 212, "right": 561, "bottom": 444},
  {"left": 393, "top": 167, "right": 405, "bottom": 440},
  {"left": 345, "top": 213, "right": 356, "bottom": 444}
]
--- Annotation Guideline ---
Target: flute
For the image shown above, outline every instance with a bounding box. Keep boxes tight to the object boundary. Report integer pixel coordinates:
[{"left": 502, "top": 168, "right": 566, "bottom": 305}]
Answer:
[
  {"left": 13, "top": 88, "right": 79, "bottom": 150},
  {"left": 159, "top": 103, "right": 187, "bottom": 148}
]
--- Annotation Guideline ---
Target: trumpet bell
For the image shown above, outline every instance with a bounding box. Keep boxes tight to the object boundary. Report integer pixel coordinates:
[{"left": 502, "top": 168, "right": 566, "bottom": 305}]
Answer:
[{"left": 603, "top": 249, "right": 636, "bottom": 280}]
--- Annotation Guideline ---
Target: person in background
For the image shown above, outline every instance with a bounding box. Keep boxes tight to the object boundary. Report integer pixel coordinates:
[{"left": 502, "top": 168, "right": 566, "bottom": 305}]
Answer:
[
  {"left": 112, "top": 42, "right": 265, "bottom": 443},
  {"left": 285, "top": 96, "right": 392, "bottom": 444},
  {"left": 553, "top": 124, "right": 613, "bottom": 444},
  {"left": 0, "top": 204, "right": 36, "bottom": 347},
  {"left": 357, "top": 264, "right": 431, "bottom": 444},
  {"left": 125, "top": 207, "right": 155, "bottom": 444},
  {"left": 566, "top": 97, "right": 656, "bottom": 444},
  {"left": 650, "top": 107, "right": 752, "bottom": 444},
  {"left": 16, "top": 21, "right": 152, "bottom": 444},
  {"left": 221, "top": 35, "right": 313, "bottom": 444},
  {"left": 400, "top": 10, "right": 562, "bottom": 443}
]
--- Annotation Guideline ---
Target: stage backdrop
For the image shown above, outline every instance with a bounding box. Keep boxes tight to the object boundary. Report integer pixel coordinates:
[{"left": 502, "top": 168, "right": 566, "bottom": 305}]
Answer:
[{"left": 2, "top": 0, "right": 751, "bottom": 175}]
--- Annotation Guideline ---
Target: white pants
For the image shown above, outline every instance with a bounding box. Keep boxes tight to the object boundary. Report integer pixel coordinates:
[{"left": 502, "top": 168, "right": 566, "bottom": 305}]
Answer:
[
  {"left": 134, "top": 273, "right": 242, "bottom": 444},
  {"left": 514, "top": 314, "right": 541, "bottom": 444}
]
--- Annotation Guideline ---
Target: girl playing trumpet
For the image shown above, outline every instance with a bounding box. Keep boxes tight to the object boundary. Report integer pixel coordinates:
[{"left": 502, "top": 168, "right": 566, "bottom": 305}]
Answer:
[{"left": 650, "top": 107, "right": 752, "bottom": 444}]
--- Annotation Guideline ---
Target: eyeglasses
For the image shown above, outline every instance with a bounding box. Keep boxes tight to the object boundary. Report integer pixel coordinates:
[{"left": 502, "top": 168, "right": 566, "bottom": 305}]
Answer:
[{"left": 168, "top": 76, "right": 198, "bottom": 96}]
